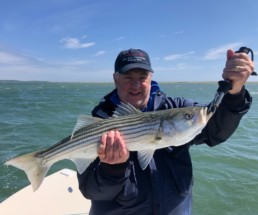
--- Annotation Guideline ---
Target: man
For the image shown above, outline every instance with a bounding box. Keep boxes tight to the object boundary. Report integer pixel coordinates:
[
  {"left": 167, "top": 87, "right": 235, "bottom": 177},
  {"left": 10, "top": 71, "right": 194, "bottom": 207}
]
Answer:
[{"left": 77, "top": 48, "right": 253, "bottom": 214}]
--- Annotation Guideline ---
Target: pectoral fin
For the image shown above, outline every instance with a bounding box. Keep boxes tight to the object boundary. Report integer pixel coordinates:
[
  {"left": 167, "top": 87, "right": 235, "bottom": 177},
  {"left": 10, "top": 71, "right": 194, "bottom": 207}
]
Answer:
[
  {"left": 137, "top": 150, "right": 155, "bottom": 170},
  {"left": 71, "top": 157, "right": 93, "bottom": 174},
  {"left": 70, "top": 151, "right": 98, "bottom": 174}
]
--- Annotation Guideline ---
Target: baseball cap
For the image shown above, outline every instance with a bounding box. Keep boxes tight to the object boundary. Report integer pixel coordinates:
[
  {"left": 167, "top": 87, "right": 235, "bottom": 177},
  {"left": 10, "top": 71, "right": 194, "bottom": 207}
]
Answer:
[{"left": 114, "top": 48, "right": 154, "bottom": 73}]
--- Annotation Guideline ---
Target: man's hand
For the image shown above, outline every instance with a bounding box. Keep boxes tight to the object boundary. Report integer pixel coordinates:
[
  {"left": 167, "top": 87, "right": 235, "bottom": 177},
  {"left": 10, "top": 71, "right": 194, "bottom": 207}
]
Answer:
[
  {"left": 223, "top": 49, "right": 254, "bottom": 94},
  {"left": 97, "top": 130, "right": 129, "bottom": 164}
]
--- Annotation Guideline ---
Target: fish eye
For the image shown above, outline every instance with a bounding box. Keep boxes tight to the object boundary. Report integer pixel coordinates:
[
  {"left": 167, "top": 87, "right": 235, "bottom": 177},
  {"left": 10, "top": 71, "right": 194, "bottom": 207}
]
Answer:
[{"left": 184, "top": 113, "right": 193, "bottom": 120}]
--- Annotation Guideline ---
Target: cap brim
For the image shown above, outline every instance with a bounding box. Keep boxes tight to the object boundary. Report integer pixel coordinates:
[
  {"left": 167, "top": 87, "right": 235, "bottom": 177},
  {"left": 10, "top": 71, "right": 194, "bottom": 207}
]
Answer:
[{"left": 118, "top": 63, "right": 153, "bottom": 73}]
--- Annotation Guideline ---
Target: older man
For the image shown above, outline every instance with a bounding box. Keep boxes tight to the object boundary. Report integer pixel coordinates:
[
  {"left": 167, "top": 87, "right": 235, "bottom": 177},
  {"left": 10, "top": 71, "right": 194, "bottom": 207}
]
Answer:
[{"left": 77, "top": 48, "right": 253, "bottom": 215}]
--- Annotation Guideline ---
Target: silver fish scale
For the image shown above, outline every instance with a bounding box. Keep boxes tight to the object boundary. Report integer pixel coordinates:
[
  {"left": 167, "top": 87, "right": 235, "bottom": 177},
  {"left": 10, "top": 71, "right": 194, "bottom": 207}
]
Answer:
[{"left": 37, "top": 112, "right": 162, "bottom": 160}]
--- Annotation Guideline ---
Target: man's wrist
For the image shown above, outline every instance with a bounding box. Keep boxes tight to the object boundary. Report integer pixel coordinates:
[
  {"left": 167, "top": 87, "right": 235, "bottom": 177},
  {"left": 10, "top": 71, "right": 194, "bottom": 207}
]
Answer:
[{"left": 99, "top": 160, "right": 129, "bottom": 178}]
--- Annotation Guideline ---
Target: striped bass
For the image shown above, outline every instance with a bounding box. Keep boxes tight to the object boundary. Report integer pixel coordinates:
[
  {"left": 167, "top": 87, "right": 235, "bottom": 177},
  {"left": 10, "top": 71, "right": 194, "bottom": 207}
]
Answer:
[{"left": 5, "top": 103, "right": 212, "bottom": 191}]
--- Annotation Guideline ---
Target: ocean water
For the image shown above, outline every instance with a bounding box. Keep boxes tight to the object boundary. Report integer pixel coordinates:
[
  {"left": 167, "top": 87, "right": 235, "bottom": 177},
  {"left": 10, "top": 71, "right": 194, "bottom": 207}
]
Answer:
[{"left": 0, "top": 81, "right": 258, "bottom": 215}]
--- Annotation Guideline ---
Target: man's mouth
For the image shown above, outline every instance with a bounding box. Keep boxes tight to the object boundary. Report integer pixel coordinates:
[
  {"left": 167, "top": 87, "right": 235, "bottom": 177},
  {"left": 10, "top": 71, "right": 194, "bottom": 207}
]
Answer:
[{"left": 129, "top": 91, "right": 141, "bottom": 96}]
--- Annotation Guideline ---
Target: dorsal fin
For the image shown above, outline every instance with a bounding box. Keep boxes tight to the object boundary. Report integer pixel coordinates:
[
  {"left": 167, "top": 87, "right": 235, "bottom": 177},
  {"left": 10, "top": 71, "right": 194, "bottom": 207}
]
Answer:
[
  {"left": 71, "top": 115, "right": 102, "bottom": 139},
  {"left": 113, "top": 102, "right": 141, "bottom": 117}
]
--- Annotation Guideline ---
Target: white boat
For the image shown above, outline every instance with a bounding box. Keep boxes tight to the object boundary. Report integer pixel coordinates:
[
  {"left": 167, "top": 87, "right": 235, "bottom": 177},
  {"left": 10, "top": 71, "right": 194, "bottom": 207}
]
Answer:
[{"left": 0, "top": 168, "right": 91, "bottom": 215}]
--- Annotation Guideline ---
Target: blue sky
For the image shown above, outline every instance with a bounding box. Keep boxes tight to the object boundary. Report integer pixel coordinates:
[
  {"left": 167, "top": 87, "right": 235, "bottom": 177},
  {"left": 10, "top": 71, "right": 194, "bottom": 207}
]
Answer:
[{"left": 1, "top": 0, "right": 257, "bottom": 82}]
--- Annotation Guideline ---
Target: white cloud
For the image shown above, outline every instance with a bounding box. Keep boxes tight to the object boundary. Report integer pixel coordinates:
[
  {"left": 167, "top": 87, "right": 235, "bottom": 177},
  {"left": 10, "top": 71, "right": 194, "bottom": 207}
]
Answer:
[
  {"left": 59, "top": 37, "right": 95, "bottom": 49},
  {"left": 164, "top": 54, "right": 182, "bottom": 61},
  {"left": 61, "top": 60, "right": 89, "bottom": 66},
  {"left": 203, "top": 43, "right": 242, "bottom": 60},
  {"left": 155, "top": 63, "right": 187, "bottom": 72},
  {"left": 0, "top": 49, "right": 91, "bottom": 81},
  {"left": 0, "top": 51, "right": 27, "bottom": 64},
  {"left": 164, "top": 51, "right": 194, "bottom": 61},
  {"left": 94, "top": 51, "right": 106, "bottom": 56},
  {"left": 115, "top": 36, "right": 125, "bottom": 41}
]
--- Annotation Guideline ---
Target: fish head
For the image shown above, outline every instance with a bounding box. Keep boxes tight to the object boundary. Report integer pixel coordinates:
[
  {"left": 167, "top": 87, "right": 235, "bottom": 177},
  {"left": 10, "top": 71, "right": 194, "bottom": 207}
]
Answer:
[{"left": 160, "top": 106, "right": 213, "bottom": 146}]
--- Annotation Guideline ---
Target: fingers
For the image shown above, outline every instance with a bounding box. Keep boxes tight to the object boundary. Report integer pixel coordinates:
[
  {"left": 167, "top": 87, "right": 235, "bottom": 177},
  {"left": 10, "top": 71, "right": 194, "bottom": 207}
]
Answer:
[
  {"left": 225, "top": 57, "right": 252, "bottom": 71},
  {"left": 98, "top": 130, "right": 129, "bottom": 164},
  {"left": 106, "top": 130, "right": 115, "bottom": 160},
  {"left": 226, "top": 49, "right": 235, "bottom": 60},
  {"left": 98, "top": 133, "right": 108, "bottom": 160},
  {"left": 222, "top": 49, "right": 254, "bottom": 94},
  {"left": 116, "top": 131, "right": 128, "bottom": 158}
]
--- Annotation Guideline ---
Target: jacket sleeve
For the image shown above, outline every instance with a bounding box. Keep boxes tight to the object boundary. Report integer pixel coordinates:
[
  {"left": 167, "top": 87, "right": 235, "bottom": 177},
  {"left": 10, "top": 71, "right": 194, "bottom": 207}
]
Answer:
[
  {"left": 192, "top": 87, "right": 252, "bottom": 146},
  {"left": 77, "top": 157, "right": 132, "bottom": 200}
]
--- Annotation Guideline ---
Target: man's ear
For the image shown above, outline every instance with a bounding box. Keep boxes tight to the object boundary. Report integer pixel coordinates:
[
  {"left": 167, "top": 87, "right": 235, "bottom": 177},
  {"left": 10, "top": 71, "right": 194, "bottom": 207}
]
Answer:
[{"left": 113, "top": 72, "right": 118, "bottom": 85}]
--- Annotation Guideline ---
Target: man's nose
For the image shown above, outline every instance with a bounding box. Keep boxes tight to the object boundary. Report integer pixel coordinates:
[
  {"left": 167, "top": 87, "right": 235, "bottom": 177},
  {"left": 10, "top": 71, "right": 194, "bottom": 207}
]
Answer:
[{"left": 131, "top": 80, "right": 140, "bottom": 88}]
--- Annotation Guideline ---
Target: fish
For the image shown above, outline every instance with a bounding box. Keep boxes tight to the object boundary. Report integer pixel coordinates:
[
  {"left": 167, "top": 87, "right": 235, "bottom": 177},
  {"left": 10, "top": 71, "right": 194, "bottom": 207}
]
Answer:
[{"left": 5, "top": 103, "right": 213, "bottom": 191}]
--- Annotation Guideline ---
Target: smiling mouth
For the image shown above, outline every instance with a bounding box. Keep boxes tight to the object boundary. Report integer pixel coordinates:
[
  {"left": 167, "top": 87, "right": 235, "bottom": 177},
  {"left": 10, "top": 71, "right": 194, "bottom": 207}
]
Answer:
[{"left": 129, "top": 92, "right": 141, "bottom": 96}]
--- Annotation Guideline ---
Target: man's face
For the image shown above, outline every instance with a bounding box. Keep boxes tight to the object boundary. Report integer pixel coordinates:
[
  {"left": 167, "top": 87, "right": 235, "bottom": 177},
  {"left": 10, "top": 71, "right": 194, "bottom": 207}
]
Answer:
[{"left": 113, "top": 69, "right": 152, "bottom": 109}]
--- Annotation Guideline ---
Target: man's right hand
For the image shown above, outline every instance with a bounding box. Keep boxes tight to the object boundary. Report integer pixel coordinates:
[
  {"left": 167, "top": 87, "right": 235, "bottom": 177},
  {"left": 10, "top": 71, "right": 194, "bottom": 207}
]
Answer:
[{"left": 97, "top": 130, "right": 129, "bottom": 164}]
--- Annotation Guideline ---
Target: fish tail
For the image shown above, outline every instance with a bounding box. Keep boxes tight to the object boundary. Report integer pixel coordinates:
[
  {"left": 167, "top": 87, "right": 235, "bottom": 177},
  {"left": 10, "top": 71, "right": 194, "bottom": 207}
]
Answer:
[{"left": 5, "top": 152, "right": 50, "bottom": 191}]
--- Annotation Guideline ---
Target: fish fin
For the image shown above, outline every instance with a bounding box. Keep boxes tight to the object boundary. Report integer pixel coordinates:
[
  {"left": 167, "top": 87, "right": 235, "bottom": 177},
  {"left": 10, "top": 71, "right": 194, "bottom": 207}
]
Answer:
[
  {"left": 5, "top": 152, "right": 50, "bottom": 191},
  {"left": 71, "top": 157, "right": 93, "bottom": 174},
  {"left": 71, "top": 115, "right": 103, "bottom": 139},
  {"left": 137, "top": 150, "right": 155, "bottom": 170},
  {"left": 113, "top": 102, "right": 141, "bottom": 117}
]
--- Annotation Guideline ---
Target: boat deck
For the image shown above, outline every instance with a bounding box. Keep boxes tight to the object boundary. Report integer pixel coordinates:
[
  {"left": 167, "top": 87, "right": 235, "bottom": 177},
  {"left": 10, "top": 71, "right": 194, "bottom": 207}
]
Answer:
[{"left": 0, "top": 169, "right": 91, "bottom": 215}]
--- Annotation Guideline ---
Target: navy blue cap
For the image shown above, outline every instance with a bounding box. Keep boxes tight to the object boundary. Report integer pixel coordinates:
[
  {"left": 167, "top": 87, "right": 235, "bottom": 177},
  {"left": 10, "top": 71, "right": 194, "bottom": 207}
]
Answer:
[{"left": 114, "top": 48, "right": 154, "bottom": 73}]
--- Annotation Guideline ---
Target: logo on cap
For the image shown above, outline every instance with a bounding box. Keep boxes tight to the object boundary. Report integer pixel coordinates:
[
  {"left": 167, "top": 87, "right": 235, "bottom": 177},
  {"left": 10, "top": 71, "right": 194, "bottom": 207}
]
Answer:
[{"left": 115, "top": 49, "right": 153, "bottom": 73}]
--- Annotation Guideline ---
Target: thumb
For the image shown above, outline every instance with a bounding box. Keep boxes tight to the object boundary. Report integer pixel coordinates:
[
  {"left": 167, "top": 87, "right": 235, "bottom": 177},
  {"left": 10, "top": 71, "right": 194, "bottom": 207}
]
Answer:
[{"left": 227, "top": 49, "right": 235, "bottom": 60}]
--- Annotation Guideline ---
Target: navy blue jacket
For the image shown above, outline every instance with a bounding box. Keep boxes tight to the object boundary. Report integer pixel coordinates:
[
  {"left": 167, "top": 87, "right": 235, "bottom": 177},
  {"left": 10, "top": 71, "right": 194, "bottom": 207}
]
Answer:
[{"left": 77, "top": 84, "right": 252, "bottom": 215}]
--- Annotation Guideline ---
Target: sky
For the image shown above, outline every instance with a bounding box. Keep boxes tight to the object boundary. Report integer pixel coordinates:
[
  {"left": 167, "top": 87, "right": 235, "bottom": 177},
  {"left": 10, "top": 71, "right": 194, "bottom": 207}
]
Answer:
[{"left": 0, "top": 0, "right": 258, "bottom": 82}]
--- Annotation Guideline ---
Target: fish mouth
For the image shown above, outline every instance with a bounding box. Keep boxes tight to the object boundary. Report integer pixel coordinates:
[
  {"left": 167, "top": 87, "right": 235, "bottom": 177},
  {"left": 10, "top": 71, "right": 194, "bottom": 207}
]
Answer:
[
  {"left": 197, "top": 106, "right": 213, "bottom": 125},
  {"left": 204, "top": 106, "right": 214, "bottom": 120}
]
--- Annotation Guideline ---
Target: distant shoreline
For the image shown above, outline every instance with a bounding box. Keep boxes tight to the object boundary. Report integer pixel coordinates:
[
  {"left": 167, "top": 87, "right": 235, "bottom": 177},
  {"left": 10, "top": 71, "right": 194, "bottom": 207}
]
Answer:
[{"left": 1, "top": 80, "right": 258, "bottom": 84}]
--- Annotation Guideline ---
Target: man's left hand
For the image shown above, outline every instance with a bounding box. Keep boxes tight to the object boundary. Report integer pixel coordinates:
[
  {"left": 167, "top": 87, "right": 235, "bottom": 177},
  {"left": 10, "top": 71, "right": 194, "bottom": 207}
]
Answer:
[{"left": 223, "top": 49, "right": 254, "bottom": 94}]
